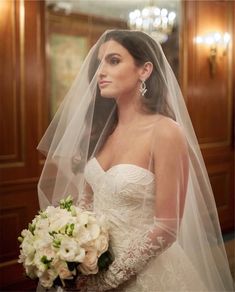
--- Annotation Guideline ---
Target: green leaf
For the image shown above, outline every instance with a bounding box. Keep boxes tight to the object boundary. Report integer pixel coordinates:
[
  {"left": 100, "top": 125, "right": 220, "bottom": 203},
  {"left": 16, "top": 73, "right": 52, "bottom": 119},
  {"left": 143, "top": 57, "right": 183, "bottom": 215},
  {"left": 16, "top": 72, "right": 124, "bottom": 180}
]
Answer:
[
  {"left": 59, "top": 195, "right": 73, "bottom": 211},
  {"left": 28, "top": 223, "right": 35, "bottom": 235},
  {"left": 38, "top": 210, "right": 47, "bottom": 219},
  {"left": 98, "top": 250, "right": 113, "bottom": 271},
  {"left": 41, "top": 255, "right": 53, "bottom": 269},
  {"left": 52, "top": 238, "right": 61, "bottom": 248},
  {"left": 65, "top": 223, "right": 75, "bottom": 236}
]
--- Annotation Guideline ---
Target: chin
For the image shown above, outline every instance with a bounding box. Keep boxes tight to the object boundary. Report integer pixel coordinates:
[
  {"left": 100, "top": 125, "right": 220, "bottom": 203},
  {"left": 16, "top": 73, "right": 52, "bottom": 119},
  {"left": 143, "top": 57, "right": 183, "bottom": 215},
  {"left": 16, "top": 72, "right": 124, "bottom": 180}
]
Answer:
[{"left": 100, "top": 90, "right": 117, "bottom": 99}]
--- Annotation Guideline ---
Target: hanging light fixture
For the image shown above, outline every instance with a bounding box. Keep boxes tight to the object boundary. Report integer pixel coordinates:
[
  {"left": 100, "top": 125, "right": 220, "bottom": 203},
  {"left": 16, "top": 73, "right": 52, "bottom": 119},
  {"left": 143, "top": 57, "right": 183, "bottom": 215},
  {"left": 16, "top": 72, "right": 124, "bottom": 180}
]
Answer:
[{"left": 128, "top": 2, "right": 176, "bottom": 43}]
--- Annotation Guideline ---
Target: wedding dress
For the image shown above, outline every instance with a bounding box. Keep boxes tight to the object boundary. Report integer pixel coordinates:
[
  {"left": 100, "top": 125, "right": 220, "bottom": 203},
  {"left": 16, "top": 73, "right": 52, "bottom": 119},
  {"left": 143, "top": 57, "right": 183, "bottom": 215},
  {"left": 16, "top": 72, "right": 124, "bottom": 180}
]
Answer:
[
  {"left": 37, "top": 30, "right": 234, "bottom": 291},
  {"left": 83, "top": 157, "right": 207, "bottom": 291}
]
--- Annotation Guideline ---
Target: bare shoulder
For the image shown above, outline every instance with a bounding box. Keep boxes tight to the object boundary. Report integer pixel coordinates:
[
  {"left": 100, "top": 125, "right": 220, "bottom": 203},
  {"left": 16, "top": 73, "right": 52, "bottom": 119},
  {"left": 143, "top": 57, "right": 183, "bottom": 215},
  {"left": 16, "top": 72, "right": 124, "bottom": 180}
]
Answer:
[{"left": 152, "top": 116, "right": 187, "bottom": 148}]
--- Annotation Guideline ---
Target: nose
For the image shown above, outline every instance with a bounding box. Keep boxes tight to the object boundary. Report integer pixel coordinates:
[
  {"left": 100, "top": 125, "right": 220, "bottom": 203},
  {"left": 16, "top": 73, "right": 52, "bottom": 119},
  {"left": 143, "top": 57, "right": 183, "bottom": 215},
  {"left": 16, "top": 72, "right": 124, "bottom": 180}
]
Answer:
[{"left": 97, "top": 61, "right": 107, "bottom": 78}]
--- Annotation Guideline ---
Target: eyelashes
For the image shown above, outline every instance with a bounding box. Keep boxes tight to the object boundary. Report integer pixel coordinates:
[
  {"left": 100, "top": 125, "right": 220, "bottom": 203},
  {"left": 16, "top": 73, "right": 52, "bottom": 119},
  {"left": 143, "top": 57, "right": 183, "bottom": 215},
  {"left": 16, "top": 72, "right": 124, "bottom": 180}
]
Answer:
[
  {"left": 96, "top": 56, "right": 121, "bottom": 68},
  {"left": 109, "top": 57, "right": 120, "bottom": 65}
]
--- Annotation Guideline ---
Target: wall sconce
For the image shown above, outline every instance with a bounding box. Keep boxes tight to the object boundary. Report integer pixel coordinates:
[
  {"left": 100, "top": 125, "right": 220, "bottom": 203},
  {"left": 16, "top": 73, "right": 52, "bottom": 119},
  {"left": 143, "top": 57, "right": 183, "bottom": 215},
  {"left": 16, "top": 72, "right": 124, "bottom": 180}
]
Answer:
[{"left": 194, "top": 32, "right": 231, "bottom": 77}]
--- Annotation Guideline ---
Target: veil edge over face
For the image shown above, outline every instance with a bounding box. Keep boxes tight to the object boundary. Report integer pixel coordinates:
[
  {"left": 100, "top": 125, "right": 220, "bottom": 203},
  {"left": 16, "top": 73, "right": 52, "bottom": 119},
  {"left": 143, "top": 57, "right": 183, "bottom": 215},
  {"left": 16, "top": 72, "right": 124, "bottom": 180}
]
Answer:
[{"left": 37, "top": 29, "right": 233, "bottom": 291}]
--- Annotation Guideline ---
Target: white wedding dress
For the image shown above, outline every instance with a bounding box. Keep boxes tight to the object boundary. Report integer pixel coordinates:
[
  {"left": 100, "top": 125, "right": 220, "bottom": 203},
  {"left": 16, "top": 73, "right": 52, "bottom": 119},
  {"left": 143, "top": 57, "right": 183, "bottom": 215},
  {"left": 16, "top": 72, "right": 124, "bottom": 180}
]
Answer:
[{"left": 84, "top": 157, "right": 208, "bottom": 291}]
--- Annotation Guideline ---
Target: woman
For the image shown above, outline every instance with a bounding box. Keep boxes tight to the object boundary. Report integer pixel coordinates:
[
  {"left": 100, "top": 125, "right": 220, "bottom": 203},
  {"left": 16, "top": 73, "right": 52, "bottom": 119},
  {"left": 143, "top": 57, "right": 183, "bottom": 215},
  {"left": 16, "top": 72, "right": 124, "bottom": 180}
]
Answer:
[{"left": 37, "top": 30, "right": 234, "bottom": 291}]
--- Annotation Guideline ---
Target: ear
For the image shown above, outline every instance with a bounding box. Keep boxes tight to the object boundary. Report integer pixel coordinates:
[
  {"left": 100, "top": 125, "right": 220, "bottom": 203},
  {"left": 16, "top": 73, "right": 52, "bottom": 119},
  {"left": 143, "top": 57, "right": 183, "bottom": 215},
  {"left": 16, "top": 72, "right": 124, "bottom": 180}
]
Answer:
[{"left": 139, "top": 62, "right": 153, "bottom": 81}]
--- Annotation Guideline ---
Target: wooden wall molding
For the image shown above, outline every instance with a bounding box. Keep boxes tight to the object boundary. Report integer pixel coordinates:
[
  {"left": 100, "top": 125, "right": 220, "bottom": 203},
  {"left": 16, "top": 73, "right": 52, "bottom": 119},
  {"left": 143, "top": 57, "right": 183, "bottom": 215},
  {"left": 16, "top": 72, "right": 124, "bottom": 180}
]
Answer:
[
  {"left": 0, "top": 0, "right": 233, "bottom": 289},
  {"left": 184, "top": 0, "right": 233, "bottom": 149},
  {"left": 0, "top": 0, "right": 25, "bottom": 165},
  {"left": 209, "top": 166, "right": 231, "bottom": 208},
  {"left": 0, "top": 206, "right": 26, "bottom": 262},
  {"left": 0, "top": 2, "right": 127, "bottom": 289},
  {"left": 0, "top": 0, "right": 46, "bottom": 183},
  {"left": 183, "top": 0, "right": 234, "bottom": 231}
]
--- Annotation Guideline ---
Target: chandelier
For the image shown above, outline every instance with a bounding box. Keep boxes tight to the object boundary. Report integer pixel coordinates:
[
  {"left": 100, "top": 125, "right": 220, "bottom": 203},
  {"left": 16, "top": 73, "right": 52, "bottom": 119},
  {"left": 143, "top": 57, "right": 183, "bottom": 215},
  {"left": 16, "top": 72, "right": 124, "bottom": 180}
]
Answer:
[{"left": 128, "top": 5, "right": 176, "bottom": 43}]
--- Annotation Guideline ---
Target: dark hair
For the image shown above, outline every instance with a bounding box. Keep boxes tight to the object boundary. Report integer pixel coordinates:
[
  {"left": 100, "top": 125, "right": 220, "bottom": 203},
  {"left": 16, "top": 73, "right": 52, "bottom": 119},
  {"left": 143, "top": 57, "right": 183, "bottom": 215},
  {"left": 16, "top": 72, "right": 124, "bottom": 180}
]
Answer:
[
  {"left": 103, "top": 30, "right": 175, "bottom": 116},
  {"left": 88, "top": 30, "right": 175, "bottom": 156}
]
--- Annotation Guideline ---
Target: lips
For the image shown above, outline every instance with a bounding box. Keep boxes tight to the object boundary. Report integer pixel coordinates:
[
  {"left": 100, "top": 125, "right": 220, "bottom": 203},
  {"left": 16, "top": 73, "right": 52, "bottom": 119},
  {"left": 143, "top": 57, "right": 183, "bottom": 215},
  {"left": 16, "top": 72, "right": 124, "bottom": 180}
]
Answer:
[{"left": 99, "top": 81, "right": 111, "bottom": 88}]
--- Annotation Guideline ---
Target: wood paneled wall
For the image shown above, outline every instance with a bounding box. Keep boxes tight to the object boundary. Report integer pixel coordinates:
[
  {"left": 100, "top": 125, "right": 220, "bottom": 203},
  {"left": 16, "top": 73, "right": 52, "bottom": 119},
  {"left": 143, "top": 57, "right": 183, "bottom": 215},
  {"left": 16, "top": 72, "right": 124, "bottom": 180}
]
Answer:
[
  {"left": 182, "top": 0, "right": 234, "bottom": 231},
  {"left": 0, "top": 0, "right": 45, "bottom": 289},
  {"left": 0, "top": 1, "right": 126, "bottom": 290},
  {"left": 0, "top": 0, "right": 234, "bottom": 290}
]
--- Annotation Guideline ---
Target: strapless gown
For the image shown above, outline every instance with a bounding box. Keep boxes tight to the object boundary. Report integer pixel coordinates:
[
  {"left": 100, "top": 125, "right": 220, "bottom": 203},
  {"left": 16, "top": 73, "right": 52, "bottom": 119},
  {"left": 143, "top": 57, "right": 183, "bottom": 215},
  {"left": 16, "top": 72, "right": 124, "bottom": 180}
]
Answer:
[{"left": 84, "top": 158, "right": 208, "bottom": 291}]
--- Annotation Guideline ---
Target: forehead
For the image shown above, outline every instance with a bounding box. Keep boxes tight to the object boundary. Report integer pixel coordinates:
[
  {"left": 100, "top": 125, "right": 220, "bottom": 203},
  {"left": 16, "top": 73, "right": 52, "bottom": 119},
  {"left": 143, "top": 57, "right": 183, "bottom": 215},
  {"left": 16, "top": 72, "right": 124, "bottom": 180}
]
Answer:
[{"left": 98, "top": 40, "right": 131, "bottom": 60}]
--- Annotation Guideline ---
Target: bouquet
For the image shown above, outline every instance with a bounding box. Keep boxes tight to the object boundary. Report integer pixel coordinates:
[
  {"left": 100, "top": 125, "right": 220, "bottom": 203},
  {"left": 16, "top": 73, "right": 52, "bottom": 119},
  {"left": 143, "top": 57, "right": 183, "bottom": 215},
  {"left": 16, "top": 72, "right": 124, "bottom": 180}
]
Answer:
[{"left": 18, "top": 196, "right": 112, "bottom": 289}]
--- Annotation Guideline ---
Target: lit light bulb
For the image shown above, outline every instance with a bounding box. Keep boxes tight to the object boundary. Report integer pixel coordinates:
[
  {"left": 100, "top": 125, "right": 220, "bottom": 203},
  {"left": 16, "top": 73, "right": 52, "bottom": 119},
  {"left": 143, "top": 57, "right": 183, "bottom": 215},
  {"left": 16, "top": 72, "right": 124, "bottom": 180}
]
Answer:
[
  {"left": 161, "top": 8, "right": 168, "bottom": 17},
  {"left": 223, "top": 32, "right": 230, "bottom": 44},
  {"left": 142, "top": 8, "right": 149, "bottom": 17},
  {"left": 214, "top": 32, "right": 221, "bottom": 43},
  {"left": 136, "top": 17, "right": 143, "bottom": 29},
  {"left": 195, "top": 36, "right": 203, "bottom": 44},
  {"left": 129, "top": 12, "right": 136, "bottom": 20},
  {"left": 205, "top": 36, "right": 214, "bottom": 45},
  {"left": 168, "top": 12, "right": 176, "bottom": 21},
  {"left": 134, "top": 9, "right": 141, "bottom": 18},
  {"left": 153, "top": 7, "right": 160, "bottom": 16}
]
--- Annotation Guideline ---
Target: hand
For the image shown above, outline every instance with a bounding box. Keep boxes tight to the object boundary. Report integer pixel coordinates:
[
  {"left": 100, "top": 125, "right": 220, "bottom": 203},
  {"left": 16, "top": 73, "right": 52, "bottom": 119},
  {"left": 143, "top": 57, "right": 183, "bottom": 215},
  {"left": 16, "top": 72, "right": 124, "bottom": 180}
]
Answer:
[
  {"left": 76, "top": 276, "right": 88, "bottom": 291},
  {"left": 65, "top": 275, "right": 88, "bottom": 291}
]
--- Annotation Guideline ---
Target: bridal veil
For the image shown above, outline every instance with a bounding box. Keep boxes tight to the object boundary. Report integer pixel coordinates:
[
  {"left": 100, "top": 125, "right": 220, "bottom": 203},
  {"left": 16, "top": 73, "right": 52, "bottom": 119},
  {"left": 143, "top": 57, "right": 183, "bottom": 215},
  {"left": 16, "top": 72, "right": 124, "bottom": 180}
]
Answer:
[{"left": 37, "top": 30, "right": 234, "bottom": 291}]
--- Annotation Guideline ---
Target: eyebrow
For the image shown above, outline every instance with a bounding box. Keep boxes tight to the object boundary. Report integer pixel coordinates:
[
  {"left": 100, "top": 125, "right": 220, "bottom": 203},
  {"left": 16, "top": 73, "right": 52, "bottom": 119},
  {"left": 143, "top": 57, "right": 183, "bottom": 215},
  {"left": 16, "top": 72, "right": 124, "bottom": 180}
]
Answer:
[{"left": 98, "top": 53, "right": 121, "bottom": 62}]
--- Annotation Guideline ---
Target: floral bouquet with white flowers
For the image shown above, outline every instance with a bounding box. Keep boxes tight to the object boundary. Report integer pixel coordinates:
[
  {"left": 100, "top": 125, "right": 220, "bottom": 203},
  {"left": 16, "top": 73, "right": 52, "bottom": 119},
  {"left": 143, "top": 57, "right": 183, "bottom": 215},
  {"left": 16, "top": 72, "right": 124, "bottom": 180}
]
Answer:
[{"left": 18, "top": 196, "right": 112, "bottom": 289}]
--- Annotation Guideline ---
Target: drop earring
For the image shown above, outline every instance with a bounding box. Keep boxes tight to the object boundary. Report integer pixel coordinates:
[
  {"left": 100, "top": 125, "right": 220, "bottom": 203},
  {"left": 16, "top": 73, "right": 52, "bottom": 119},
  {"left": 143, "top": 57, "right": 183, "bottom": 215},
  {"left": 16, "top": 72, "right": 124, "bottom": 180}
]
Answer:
[{"left": 139, "top": 80, "right": 147, "bottom": 96}]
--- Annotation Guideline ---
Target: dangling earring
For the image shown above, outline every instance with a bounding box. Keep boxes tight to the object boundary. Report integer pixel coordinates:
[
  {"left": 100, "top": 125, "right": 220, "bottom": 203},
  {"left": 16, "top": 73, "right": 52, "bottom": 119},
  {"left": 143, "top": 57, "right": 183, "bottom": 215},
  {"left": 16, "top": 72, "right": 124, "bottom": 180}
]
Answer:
[{"left": 139, "top": 80, "right": 147, "bottom": 96}]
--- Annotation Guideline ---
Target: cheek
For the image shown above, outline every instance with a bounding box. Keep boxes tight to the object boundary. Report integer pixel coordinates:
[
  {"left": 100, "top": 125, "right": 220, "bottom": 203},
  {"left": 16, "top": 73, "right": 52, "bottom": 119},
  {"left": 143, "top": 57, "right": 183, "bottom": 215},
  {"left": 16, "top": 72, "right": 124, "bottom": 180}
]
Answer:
[
  {"left": 118, "top": 77, "right": 139, "bottom": 94},
  {"left": 100, "top": 66, "right": 139, "bottom": 98},
  {"left": 114, "top": 69, "right": 139, "bottom": 90}
]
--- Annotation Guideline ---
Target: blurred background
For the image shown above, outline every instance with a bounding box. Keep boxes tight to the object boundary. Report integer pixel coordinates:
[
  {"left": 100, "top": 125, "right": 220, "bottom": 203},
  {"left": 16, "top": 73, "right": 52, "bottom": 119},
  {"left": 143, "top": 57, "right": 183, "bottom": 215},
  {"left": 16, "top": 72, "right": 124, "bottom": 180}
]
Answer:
[{"left": 0, "top": 0, "right": 234, "bottom": 290}]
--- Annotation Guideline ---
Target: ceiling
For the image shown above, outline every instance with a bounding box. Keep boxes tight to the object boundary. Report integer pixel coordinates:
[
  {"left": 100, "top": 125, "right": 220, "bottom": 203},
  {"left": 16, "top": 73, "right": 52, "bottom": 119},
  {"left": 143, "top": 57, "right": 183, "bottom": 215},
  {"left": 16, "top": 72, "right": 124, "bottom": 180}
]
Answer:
[{"left": 46, "top": 0, "right": 181, "bottom": 22}]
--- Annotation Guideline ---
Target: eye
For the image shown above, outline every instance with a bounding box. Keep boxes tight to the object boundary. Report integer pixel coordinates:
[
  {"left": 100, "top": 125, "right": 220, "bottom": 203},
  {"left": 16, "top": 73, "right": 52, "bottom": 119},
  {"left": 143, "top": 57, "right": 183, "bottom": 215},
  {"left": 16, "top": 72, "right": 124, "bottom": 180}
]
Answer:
[{"left": 110, "top": 57, "right": 120, "bottom": 65}]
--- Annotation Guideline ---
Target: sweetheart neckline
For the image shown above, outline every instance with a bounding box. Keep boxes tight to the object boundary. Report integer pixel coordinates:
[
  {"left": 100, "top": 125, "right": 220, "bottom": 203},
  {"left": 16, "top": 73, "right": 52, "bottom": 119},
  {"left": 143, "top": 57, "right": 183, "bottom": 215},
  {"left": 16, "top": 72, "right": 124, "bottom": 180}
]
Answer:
[{"left": 91, "top": 157, "right": 155, "bottom": 177}]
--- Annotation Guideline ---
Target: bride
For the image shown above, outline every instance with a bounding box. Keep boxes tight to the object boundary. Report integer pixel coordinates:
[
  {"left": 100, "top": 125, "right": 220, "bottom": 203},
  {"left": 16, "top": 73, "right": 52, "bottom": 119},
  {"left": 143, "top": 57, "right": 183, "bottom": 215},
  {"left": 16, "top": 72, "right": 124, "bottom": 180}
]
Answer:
[{"left": 37, "top": 30, "right": 234, "bottom": 291}]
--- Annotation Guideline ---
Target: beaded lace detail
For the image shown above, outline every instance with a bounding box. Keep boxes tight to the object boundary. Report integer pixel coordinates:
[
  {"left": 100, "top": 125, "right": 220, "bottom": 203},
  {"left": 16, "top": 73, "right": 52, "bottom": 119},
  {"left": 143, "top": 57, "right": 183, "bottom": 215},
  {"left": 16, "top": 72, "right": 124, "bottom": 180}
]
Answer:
[
  {"left": 86, "top": 226, "right": 172, "bottom": 291},
  {"left": 81, "top": 158, "right": 207, "bottom": 291}
]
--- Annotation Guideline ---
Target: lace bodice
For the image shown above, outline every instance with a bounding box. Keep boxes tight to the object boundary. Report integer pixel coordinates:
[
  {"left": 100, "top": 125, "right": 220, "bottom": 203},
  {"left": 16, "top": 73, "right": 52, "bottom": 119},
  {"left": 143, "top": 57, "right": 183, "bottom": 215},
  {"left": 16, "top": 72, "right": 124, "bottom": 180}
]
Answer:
[
  {"left": 84, "top": 158, "right": 155, "bottom": 257},
  {"left": 83, "top": 158, "right": 207, "bottom": 291}
]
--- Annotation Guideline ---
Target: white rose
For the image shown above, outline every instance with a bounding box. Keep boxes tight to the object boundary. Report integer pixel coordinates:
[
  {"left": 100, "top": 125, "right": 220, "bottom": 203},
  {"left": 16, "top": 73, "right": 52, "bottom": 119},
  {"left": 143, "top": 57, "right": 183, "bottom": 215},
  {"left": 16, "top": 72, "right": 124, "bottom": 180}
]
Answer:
[
  {"left": 95, "top": 234, "right": 109, "bottom": 256},
  {"left": 21, "top": 229, "right": 33, "bottom": 238},
  {"left": 18, "top": 252, "right": 26, "bottom": 264},
  {"left": 25, "top": 264, "right": 37, "bottom": 279},
  {"left": 24, "top": 252, "right": 35, "bottom": 267},
  {"left": 34, "top": 218, "right": 50, "bottom": 235},
  {"left": 33, "top": 251, "right": 47, "bottom": 274},
  {"left": 39, "top": 269, "right": 57, "bottom": 289},
  {"left": 84, "top": 247, "right": 98, "bottom": 269},
  {"left": 79, "top": 263, "right": 98, "bottom": 275},
  {"left": 33, "top": 233, "right": 52, "bottom": 250},
  {"left": 54, "top": 260, "right": 74, "bottom": 280},
  {"left": 75, "top": 215, "right": 101, "bottom": 244},
  {"left": 45, "top": 206, "right": 58, "bottom": 218},
  {"left": 87, "top": 213, "right": 96, "bottom": 223},
  {"left": 77, "top": 212, "right": 89, "bottom": 226},
  {"left": 41, "top": 246, "right": 56, "bottom": 261},
  {"left": 48, "top": 209, "right": 73, "bottom": 233},
  {"left": 78, "top": 247, "right": 98, "bottom": 275},
  {"left": 76, "top": 226, "right": 92, "bottom": 245},
  {"left": 86, "top": 222, "right": 100, "bottom": 240},
  {"left": 21, "top": 239, "right": 35, "bottom": 259}
]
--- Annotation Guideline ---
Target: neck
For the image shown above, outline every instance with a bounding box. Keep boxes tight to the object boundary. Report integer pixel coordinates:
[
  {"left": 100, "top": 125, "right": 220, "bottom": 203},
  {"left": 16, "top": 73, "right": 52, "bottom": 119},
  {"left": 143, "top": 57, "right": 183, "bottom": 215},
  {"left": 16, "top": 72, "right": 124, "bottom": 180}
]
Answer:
[{"left": 116, "top": 92, "right": 143, "bottom": 126}]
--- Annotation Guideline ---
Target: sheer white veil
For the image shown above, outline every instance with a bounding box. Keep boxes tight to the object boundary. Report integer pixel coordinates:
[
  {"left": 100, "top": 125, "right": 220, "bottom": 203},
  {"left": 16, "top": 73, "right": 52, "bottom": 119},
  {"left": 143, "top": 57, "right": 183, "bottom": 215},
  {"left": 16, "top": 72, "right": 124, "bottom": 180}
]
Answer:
[{"left": 37, "top": 29, "right": 233, "bottom": 291}]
